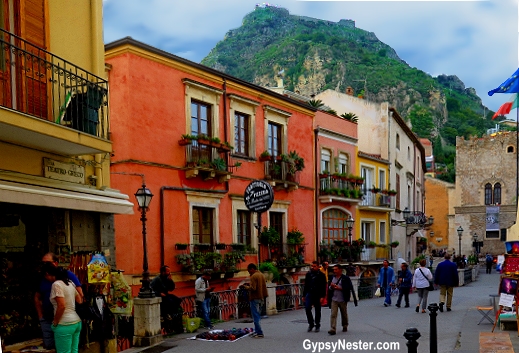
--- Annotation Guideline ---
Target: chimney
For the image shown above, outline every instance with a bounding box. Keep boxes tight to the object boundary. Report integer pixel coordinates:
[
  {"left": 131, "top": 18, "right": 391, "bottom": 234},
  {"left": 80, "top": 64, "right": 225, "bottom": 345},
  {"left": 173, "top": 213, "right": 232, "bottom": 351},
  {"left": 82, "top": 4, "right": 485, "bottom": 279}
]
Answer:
[{"left": 346, "top": 87, "right": 354, "bottom": 96}]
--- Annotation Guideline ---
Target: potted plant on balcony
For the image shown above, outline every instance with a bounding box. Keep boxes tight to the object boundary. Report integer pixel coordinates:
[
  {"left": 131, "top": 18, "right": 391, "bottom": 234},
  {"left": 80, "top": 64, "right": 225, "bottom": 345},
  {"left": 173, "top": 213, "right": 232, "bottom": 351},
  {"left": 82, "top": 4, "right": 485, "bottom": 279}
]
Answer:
[
  {"left": 197, "top": 134, "right": 211, "bottom": 145},
  {"left": 319, "top": 170, "right": 330, "bottom": 179},
  {"left": 230, "top": 243, "right": 245, "bottom": 251},
  {"left": 287, "top": 228, "right": 304, "bottom": 245},
  {"left": 371, "top": 186, "right": 381, "bottom": 193},
  {"left": 367, "top": 241, "right": 377, "bottom": 248},
  {"left": 355, "top": 176, "right": 365, "bottom": 185},
  {"left": 212, "top": 157, "right": 227, "bottom": 171},
  {"left": 215, "top": 243, "right": 227, "bottom": 250},
  {"left": 178, "top": 134, "right": 197, "bottom": 146},
  {"left": 219, "top": 141, "right": 233, "bottom": 152},
  {"left": 175, "top": 253, "right": 194, "bottom": 273},
  {"left": 381, "top": 189, "right": 389, "bottom": 195},
  {"left": 210, "top": 136, "right": 221, "bottom": 147},
  {"left": 259, "top": 150, "right": 271, "bottom": 162},
  {"left": 175, "top": 243, "right": 189, "bottom": 250},
  {"left": 194, "top": 243, "right": 211, "bottom": 251},
  {"left": 260, "top": 226, "right": 280, "bottom": 246},
  {"left": 259, "top": 261, "right": 280, "bottom": 283},
  {"left": 388, "top": 189, "right": 398, "bottom": 196},
  {"left": 390, "top": 241, "right": 400, "bottom": 248}
]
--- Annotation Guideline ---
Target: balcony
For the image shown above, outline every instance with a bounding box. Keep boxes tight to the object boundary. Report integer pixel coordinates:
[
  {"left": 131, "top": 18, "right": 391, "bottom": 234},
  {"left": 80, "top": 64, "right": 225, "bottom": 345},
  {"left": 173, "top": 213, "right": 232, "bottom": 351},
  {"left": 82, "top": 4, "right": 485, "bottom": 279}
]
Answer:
[
  {"left": 262, "top": 158, "right": 300, "bottom": 190},
  {"left": 179, "top": 138, "right": 239, "bottom": 183},
  {"left": 318, "top": 174, "right": 363, "bottom": 204},
  {"left": 0, "top": 29, "right": 111, "bottom": 156},
  {"left": 358, "top": 191, "right": 395, "bottom": 211}
]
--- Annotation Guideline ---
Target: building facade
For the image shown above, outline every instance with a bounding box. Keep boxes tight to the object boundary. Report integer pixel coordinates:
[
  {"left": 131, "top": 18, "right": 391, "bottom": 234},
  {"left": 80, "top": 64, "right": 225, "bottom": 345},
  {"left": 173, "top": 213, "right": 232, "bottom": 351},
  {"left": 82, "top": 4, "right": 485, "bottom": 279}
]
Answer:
[
  {"left": 0, "top": 0, "right": 132, "bottom": 346},
  {"left": 105, "top": 38, "right": 316, "bottom": 297}
]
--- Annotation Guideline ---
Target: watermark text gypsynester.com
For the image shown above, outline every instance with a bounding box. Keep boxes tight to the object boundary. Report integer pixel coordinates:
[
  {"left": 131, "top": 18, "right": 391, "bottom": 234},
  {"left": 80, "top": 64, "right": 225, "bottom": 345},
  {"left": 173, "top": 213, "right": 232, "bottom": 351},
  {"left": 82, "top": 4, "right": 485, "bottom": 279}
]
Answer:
[{"left": 303, "top": 339, "right": 400, "bottom": 352}]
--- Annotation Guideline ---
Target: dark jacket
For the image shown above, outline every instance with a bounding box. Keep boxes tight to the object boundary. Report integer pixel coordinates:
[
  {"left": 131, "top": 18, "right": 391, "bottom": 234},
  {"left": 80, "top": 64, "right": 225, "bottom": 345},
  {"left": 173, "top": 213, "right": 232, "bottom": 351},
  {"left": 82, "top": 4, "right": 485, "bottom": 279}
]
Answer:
[
  {"left": 398, "top": 269, "right": 413, "bottom": 288},
  {"left": 434, "top": 259, "right": 459, "bottom": 287},
  {"left": 327, "top": 274, "right": 358, "bottom": 307},
  {"left": 303, "top": 269, "right": 327, "bottom": 299}
]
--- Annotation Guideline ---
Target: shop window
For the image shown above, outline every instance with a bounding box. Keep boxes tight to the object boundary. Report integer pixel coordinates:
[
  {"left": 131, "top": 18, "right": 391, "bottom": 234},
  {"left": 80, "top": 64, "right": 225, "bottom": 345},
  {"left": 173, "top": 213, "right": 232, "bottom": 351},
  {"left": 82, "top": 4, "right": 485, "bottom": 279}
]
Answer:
[
  {"left": 193, "top": 207, "right": 214, "bottom": 244},
  {"left": 321, "top": 209, "right": 348, "bottom": 244},
  {"left": 237, "top": 210, "right": 252, "bottom": 246}
]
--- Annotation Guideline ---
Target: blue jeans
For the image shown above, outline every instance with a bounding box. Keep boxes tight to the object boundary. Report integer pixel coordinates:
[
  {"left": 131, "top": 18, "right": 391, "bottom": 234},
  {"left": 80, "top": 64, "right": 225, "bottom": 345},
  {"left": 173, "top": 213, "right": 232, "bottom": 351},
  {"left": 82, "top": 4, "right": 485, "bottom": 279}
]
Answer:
[
  {"left": 250, "top": 299, "right": 263, "bottom": 335},
  {"left": 304, "top": 293, "right": 321, "bottom": 327},
  {"left": 196, "top": 299, "right": 212, "bottom": 327},
  {"left": 383, "top": 287, "right": 391, "bottom": 305},
  {"left": 52, "top": 322, "right": 81, "bottom": 353},
  {"left": 40, "top": 318, "right": 55, "bottom": 349}
]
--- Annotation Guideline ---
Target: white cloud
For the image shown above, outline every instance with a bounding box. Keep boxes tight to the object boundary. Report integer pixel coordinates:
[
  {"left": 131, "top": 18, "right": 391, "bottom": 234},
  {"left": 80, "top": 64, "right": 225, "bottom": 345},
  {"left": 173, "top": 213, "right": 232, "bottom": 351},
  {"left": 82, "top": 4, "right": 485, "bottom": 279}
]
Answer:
[{"left": 103, "top": 0, "right": 519, "bottom": 111}]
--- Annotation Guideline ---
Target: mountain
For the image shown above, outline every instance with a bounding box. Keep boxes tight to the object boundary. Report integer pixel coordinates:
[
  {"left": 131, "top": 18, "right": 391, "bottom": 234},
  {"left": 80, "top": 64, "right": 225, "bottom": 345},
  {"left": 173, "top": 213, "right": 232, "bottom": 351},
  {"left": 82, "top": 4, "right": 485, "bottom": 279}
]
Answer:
[{"left": 201, "top": 5, "right": 496, "bottom": 156}]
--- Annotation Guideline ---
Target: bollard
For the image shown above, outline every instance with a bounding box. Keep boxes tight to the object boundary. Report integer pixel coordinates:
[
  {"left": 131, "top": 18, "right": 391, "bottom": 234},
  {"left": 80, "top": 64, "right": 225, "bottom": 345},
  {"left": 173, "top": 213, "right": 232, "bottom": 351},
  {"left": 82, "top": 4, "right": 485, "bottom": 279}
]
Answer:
[
  {"left": 428, "top": 303, "right": 438, "bottom": 353},
  {"left": 403, "top": 327, "right": 421, "bottom": 353}
]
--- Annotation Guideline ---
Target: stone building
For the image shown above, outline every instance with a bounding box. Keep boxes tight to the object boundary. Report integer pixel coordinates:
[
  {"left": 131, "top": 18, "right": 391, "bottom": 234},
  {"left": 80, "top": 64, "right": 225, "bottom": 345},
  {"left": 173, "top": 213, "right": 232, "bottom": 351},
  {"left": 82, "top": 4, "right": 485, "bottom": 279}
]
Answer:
[{"left": 454, "top": 133, "right": 517, "bottom": 255}]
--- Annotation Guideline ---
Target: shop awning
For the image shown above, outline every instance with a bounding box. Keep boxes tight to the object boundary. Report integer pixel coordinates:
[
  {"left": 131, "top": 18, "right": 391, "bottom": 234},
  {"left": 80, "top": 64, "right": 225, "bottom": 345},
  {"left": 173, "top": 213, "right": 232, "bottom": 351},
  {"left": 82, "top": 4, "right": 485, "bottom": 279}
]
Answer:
[{"left": 0, "top": 179, "right": 134, "bottom": 214}]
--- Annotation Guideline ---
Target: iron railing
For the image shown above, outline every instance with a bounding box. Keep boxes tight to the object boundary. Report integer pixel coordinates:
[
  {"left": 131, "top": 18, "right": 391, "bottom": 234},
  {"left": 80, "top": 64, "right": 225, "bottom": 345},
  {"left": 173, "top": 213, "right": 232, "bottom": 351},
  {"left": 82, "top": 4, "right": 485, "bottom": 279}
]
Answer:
[
  {"left": 0, "top": 28, "right": 109, "bottom": 138},
  {"left": 359, "top": 191, "right": 394, "bottom": 208},
  {"left": 182, "top": 141, "right": 236, "bottom": 174},
  {"left": 276, "top": 283, "right": 304, "bottom": 312},
  {"left": 263, "top": 159, "right": 300, "bottom": 184},
  {"left": 357, "top": 276, "right": 377, "bottom": 300},
  {"left": 318, "top": 175, "right": 362, "bottom": 199}
]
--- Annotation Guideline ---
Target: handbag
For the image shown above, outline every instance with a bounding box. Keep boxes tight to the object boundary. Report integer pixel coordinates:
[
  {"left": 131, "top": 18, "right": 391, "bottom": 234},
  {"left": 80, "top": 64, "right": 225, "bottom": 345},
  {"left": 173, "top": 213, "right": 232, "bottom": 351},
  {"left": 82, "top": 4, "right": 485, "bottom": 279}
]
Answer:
[
  {"left": 419, "top": 268, "right": 434, "bottom": 291},
  {"left": 375, "top": 287, "right": 381, "bottom": 297}
]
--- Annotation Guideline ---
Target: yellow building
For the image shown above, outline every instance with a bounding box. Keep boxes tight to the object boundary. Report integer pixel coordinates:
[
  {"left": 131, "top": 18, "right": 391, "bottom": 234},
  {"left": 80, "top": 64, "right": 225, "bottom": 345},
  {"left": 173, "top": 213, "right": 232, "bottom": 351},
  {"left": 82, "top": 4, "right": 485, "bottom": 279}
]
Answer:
[
  {"left": 356, "top": 151, "right": 394, "bottom": 261},
  {"left": 0, "top": 0, "right": 132, "bottom": 347}
]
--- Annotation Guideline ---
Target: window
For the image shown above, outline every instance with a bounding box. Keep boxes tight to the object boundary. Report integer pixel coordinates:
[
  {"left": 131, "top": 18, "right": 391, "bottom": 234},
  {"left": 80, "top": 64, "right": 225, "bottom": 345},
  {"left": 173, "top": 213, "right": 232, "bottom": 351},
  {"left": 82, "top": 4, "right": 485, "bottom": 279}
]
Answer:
[
  {"left": 493, "top": 183, "right": 501, "bottom": 205},
  {"left": 268, "top": 122, "right": 282, "bottom": 158},
  {"left": 396, "top": 174, "right": 400, "bottom": 210},
  {"left": 237, "top": 210, "right": 252, "bottom": 246},
  {"left": 407, "top": 146, "right": 410, "bottom": 161},
  {"left": 396, "top": 134, "right": 400, "bottom": 150},
  {"left": 193, "top": 207, "right": 213, "bottom": 244},
  {"left": 485, "top": 183, "right": 502, "bottom": 205},
  {"left": 508, "top": 146, "right": 515, "bottom": 153},
  {"left": 191, "top": 100, "right": 211, "bottom": 136},
  {"left": 486, "top": 231, "right": 499, "bottom": 239},
  {"left": 321, "top": 149, "right": 331, "bottom": 173},
  {"left": 269, "top": 212, "right": 284, "bottom": 246},
  {"left": 361, "top": 222, "right": 372, "bottom": 243},
  {"left": 379, "top": 221, "right": 386, "bottom": 243},
  {"left": 338, "top": 153, "right": 348, "bottom": 174},
  {"left": 234, "top": 112, "right": 249, "bottom": 156},
  {"left": 361, "top": 166, "right": 374, "bottom": 194},
  {"left": 322, "top": 209, "right": 348, "bottom": 244},
  {"left": 379, "top": 169, "right": 386, "bottom": 190}
]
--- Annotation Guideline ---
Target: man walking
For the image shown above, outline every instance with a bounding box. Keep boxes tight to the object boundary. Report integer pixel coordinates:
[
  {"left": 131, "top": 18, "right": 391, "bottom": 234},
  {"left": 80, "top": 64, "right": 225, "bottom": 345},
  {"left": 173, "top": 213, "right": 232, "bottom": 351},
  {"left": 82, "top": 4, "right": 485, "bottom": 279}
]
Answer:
[
  {"left": 327, "top": 265, "right": 357, "bottom": 335},
  {"left": 303, "top": 261, "right": 327, "bottom": 332},
  {"left": 485, "top": 253, "right": 493, "bottom": 274},
  {"left": 34, "top": 253, "right": 83, "bottom": 349},
  {"left": 434, "top": 253, "right": 459, "bottom": 312},
  {"left": 242, "top": 263, "right": 268, "bottom": 338},
  {"left": 377, "top": 260, "right": 395, "bottom": 307},
  {"left": 395, "top": 262, "right": 412, "bottom": 308},
  {"left": 194, "top": 271, "right": 214, "bottom": 329}
]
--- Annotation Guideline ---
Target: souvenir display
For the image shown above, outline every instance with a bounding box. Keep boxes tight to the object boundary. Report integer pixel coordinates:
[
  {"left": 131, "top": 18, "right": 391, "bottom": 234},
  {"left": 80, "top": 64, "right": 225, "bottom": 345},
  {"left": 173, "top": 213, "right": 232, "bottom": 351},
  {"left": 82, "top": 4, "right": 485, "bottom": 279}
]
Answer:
[
  {"left": 194, "top": 328, "right": 254, "bottom": 341},
  {"left": 87, "top": 253, "right": 110, "bottom": 284},
  {"left": 110, "top": 271, "right": 132, "bottom": 315}
]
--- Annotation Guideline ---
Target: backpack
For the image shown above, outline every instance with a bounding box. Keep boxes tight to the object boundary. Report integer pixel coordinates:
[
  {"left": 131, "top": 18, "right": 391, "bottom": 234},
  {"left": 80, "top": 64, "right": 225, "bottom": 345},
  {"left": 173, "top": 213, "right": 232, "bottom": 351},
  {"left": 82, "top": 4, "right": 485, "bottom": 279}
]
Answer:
[{"left": 486, "top": 255, "right": 493, "bottom": 263}]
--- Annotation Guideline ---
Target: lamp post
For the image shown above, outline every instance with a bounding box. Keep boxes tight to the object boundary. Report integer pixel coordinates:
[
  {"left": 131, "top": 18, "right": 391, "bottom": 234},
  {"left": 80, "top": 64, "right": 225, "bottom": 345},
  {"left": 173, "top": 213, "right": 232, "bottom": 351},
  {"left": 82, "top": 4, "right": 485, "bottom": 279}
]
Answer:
[
  {"left": 473, "top": 233, "right": 479, "bottom": 256},
  {"left": 345, "top": 215, "right": 355, "bottom": 261},
  {"left": 457, "top": 226, "right": 464, "bottom": 257},
  {"left": 135, "top": 184, "right": 155, "bottom": 299}
]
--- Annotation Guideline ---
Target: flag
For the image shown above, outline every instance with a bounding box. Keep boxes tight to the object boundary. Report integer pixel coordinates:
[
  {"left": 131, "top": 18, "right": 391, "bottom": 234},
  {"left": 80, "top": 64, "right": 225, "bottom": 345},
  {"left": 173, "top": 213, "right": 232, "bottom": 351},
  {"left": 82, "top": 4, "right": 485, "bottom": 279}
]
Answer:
[
  {"left": 492, "top": 94, "right": 519, "bottom": 119},
  {"left": 488, "top": 68, "right": 519, "bottom": 96}
]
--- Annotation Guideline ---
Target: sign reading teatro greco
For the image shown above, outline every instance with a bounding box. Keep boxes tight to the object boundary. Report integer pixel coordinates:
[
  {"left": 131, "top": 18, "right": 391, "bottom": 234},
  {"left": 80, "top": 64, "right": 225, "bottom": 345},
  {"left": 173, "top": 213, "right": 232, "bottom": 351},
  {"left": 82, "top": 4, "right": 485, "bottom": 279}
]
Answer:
[{"left": 43, "top": 158, "right": 85, "bottom": 184}]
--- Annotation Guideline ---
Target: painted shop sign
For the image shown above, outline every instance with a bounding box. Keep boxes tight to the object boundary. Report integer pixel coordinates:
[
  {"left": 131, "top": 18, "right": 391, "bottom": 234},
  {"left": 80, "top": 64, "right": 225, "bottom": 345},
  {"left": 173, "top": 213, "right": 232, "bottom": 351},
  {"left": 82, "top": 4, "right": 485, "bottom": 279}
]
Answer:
[
  {"left": 244, "top": 180, "right": 274, "bottom": 212},
  {"left": 44, "top": 158, "right": 85, "bottom": 184}
]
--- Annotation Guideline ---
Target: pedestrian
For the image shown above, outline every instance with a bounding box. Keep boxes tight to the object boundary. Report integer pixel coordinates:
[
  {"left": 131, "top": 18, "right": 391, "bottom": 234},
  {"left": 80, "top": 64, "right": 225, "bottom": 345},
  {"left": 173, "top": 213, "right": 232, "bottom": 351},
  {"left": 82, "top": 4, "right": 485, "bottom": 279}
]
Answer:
[
  {"left": 194, "top": 271, "right": 214, "bottom": 329},
  {"left": 377, "top": 259, "right": 395, "bottom": 307},
  {"left": 42, "top": 263, "right": 82, "bottom": 353},
  {"left": 303, "top": 261, "right": 327, "bottom": 332},
  {"left": 241, "top": 263, "right": 268, "bottom": 338},
  {"left": 319, "top": 261, "right": 329, "bottom": 306},
  {"left": 34, "top": 253, "right": 83, "bottom": 350},
  {"left": 434, "top": 253, "right": 459, "bottom": 312},
  {"left": 485, "top": 253, "right": 493, "bottom": 274},
  {"left": 327, "top": 264, "right": 357, "bottom": 335},
  {"left": 151, "top": 265, "right": 181, "bottom": 321},
  {"left": 429, "top": 253, "right": 434, "bottom": 268},
  {"left": 412, "top": 259, "right": 433, "bottom": 313},
  {"left": 395, "top": 262, "right": 412, "bottom": 308}
]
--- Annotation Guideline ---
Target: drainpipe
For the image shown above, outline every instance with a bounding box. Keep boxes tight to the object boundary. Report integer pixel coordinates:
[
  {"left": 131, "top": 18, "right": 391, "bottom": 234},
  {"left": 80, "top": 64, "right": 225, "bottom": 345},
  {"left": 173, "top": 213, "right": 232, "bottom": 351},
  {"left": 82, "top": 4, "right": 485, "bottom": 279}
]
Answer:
[
  {"left": 160, "top": 186, "right": 228, "bottom": 265},
  {"left": 222, "top": 78, "right": 228, "bottom": 143},
  {"left": 388, "top": 109, "right": 393, "bottom": 248},
  {"left": 314, "top": 127, "right": 320, "bottom": 259}
]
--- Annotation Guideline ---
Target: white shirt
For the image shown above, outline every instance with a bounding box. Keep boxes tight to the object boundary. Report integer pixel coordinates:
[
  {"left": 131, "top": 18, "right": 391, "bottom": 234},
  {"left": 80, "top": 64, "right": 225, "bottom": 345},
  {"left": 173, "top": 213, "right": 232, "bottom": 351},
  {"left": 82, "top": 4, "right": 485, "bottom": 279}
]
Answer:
[
  {"left": 50, "top": 280, "right": 80, "bottom": 324},
  {"left": 412, "top": 266, "right": 433, "bottom": 289}
]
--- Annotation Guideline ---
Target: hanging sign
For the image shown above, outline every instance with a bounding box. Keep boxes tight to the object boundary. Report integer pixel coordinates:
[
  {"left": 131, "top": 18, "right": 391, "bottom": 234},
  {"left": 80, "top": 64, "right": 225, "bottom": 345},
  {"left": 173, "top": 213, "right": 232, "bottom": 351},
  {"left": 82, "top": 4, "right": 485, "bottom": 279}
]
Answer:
[{"left": 244, "top": 180, "right": 274, "bottom": 212}]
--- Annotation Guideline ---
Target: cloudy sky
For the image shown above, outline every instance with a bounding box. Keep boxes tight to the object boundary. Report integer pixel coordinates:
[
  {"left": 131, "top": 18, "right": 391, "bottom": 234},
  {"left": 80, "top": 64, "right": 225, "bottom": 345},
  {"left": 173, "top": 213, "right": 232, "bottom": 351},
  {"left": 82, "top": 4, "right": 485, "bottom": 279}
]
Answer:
[{"left": 103, "top": 0, "right": 518, "bottom": 113}]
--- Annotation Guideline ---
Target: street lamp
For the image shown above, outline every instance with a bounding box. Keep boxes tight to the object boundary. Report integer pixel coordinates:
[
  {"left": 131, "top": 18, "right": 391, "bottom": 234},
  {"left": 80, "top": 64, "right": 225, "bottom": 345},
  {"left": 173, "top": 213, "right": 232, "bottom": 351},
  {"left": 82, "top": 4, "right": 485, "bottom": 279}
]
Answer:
[
  {"left": 457, "top": 226, "right": 464, "bottom": 257},
  {"left": 345, "top": 216, "right": 355, "bottom": 262},
  {"left": 403, "top": 207, "right": 410, "bottom": 221},
  {"left": 135, "top": 183, "right": 154, "bottom": 299},
  {"left": 473, "top": 233, "right": 480, "bottom": 255}
]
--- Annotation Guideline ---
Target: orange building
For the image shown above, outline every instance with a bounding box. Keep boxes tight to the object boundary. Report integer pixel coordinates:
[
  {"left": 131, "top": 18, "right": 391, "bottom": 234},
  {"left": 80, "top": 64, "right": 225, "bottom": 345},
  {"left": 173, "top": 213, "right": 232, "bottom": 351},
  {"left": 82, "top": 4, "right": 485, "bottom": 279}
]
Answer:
[
  {"left": 424, "top": 176, "right": 453, "bottom": 252},
  {"left": 105, "top": 38, "right": 316, "bottom": 296}
]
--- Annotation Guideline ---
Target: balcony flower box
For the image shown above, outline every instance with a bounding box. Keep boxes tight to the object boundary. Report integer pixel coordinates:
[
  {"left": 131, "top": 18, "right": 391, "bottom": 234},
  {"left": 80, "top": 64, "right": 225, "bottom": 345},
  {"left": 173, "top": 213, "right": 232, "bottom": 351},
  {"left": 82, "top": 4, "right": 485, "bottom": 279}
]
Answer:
[
  {"left": 194, "top": 243, "right": 211, "bottom": 251},
  {"left": 175, "top": 243, "right": 189, "bottom": 250},
  {"left": 215, "top": 243, "right": 227, "bottom": 250}
]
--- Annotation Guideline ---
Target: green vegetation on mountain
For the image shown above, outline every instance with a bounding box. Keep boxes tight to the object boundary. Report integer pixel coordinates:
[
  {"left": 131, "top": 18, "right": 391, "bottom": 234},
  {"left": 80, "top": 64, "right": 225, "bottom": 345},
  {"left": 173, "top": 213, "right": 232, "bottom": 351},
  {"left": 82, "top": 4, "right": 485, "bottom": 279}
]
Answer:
[{"left": 202, "top": 6, "right": 497, "bottom": 182}]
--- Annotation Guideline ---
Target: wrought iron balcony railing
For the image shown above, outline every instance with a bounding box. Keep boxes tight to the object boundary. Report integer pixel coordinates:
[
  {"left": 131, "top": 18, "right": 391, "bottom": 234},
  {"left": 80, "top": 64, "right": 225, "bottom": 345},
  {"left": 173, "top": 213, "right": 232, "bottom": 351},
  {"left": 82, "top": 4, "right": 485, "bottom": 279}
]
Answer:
[
  {"left": 359, "top": 191, "right": 395, "bottom": 208},
  {"left": 0, "top": 28, "right": 108, "bottom": 138},
  {"left": 318, "top": 174, "right": 363, "bottom": 199},
  {"left": 262, "top": 158, "right": 300, "bottom": 185}
]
